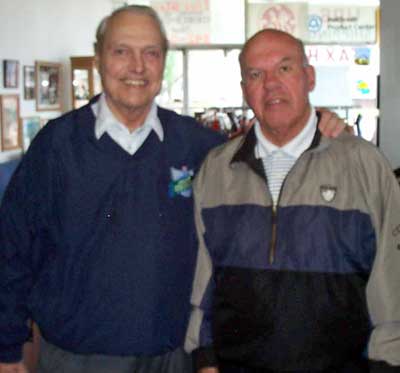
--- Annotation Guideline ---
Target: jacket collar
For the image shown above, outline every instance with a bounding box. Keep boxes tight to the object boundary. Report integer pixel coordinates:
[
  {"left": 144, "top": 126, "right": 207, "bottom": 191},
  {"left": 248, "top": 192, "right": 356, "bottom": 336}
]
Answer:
[{"left": 230, "top": 112, "right": 323, "bottom": 179}]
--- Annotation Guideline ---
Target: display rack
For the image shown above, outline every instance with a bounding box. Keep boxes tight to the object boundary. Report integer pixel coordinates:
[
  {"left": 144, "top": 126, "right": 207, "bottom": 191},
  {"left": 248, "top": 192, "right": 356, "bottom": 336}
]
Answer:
[{"left": 194, "top": 106, "right": 255, "bottom": 138}]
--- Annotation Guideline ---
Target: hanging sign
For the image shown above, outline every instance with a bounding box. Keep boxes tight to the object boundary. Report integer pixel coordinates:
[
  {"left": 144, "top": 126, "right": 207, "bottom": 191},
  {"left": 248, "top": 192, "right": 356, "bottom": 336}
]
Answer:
[
  {"left": 306, "top": 46, "right": 355, "bottom": 66},
  {"left": 151, "top": 0, "right": 211, "bottom": 45},
  {"left": 246, "top": 3, "right": 308, "bottom": 39},
  {"left": 305, "top": 45, "right": 378, "bottom": 68},
  {"left": 307, "top": 6, "right": 377, "bottom": 43}
]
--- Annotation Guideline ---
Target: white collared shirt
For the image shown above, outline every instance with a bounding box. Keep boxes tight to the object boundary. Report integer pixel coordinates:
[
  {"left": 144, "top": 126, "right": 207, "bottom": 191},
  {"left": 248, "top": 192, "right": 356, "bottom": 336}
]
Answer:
[
  {"left": 255, "top": 108, "right": 317, "bottom": 205},
  {"left": 91, "top": 94, "right": 164, "bottom": 155}
]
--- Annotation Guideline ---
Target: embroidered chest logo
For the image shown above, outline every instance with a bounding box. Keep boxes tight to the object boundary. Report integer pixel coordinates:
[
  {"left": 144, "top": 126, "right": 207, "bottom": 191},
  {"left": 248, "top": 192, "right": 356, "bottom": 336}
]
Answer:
[
  {"left": 320, "top": 185, "right": 337, "bottom": 202},
  {"left": 168, "top": 166, "right": 194, "bottom": 198}
]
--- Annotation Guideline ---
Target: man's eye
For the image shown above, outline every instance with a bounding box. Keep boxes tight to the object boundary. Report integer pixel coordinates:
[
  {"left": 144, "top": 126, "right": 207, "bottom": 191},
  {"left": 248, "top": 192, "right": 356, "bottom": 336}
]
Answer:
[
  {"left": 146, "top": 50, "right": 161, "bottom": 58},
  {"left": 248, "top": 71, "right": 262, "bottom": 80},
  {"left": 280, "top": 65, "right": 291, "bottom": 73},
  {"left": 113, "top": 48, "right": 127, "bottom": 56}
]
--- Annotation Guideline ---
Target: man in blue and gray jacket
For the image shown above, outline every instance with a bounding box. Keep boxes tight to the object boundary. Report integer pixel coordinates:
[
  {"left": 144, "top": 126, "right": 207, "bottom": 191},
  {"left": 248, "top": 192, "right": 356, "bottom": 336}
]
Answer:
[
  {"left": 0, "top": 7, "right": 345, "bottom": 373},
  {"left": 185, "top": 29, "right": 400, "bottom": 373}
]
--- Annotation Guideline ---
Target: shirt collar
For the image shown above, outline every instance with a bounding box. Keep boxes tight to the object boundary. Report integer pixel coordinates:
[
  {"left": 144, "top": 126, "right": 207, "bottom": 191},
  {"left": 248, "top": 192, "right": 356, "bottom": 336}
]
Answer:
[
  {"left": 91, "top": 93, "right": 164, "bottom": 141},
  {"left": 255, "top": 107, "right": 317, "bottom": 160}
]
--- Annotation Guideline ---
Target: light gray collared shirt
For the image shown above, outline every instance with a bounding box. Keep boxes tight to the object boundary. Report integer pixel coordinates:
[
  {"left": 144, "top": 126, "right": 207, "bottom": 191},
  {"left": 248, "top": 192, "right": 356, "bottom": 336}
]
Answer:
[
  {"left": 254, "top": 108, "right": 317, "bottom": 205},
  {"left": 91, "top": 93, "right": 164, "bottom": 155},
  {"left": 255, "top": 108, "right": 317, "bottom": 160}
]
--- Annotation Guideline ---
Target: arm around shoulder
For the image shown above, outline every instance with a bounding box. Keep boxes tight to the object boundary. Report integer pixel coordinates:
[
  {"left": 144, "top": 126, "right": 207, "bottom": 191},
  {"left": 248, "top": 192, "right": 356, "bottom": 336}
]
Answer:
[{"left": 317, "top": 108, "right": 348, "bottom": 138}]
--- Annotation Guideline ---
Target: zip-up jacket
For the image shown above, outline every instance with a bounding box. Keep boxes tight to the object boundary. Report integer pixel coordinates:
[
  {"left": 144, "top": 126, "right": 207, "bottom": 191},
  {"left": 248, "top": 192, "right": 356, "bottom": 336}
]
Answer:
[
  {"left": 0, "top": 98, "right": 224, "bottom": 362},
  {"left": 185, "top": 127, "right": 400, "bottom": 372}
]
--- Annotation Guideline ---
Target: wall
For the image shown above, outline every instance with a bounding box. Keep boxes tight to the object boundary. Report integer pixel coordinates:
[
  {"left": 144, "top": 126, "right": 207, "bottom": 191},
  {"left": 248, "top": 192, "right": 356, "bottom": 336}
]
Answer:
[
  {"left": 380, "top": 0, "right": 400, "bottom": 168},
  {"left": 0, "top": 0, "right": 111, "bottom": 160},
  {"left": 1, "top": 0, "right": 398, "bottom": 168}
]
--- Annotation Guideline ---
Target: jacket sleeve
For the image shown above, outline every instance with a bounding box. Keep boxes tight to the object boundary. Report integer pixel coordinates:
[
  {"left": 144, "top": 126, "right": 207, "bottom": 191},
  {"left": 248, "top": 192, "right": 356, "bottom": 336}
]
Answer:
[
  {"left": 0, "top": 160, "right": 34, "bottom": 362},
  {"left": 0, "top": 131, "right": 50, "bottom": 363},
  {"left": 366, "top": 154, "right": 400, "bottom": 372},
  {"left": 184, "top": 161, "right": 218, "bottom": 370}
]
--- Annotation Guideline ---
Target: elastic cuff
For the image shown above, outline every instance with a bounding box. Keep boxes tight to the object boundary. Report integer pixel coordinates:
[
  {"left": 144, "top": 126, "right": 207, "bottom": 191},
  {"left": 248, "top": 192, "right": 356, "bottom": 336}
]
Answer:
[
  {"left": 369, "top": 360, "right": 400, "bottom": 372},
  {"left": 0, "top": 343, "right": 23, "bottom": 363},
  {"left": 193, "top": 346, "right": 218, "bottom": 370}
]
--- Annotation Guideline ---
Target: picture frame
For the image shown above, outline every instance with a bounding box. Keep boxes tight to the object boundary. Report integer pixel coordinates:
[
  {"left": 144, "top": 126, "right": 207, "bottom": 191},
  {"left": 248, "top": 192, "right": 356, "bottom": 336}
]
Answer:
[
  {"left": 0, "top": 95, "right": 21, "bottom": 151},
  {"left": 3, "top": 60, "right": 19, "bottom": 88},
  {"left": 21, "top": 116, "right": 41, "bottom": 151},
  {"left": 23, "top": 65, "right": 35, "bottom": 100},
  {"left": 35, "top": 61, "right": 62, "bottom": 111}
]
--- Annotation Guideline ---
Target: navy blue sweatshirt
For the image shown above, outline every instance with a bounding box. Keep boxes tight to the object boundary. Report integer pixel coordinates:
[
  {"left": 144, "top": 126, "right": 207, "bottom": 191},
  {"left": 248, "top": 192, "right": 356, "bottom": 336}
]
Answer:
[{"left": 0, "top": 100, "right": 224, "bottom": 362}]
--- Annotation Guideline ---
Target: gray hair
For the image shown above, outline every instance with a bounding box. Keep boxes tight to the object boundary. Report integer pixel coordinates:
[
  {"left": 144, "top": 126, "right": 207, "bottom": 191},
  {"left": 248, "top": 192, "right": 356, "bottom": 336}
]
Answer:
[{"left": 94, "top": 5, "right": 169, "bottom": 54}]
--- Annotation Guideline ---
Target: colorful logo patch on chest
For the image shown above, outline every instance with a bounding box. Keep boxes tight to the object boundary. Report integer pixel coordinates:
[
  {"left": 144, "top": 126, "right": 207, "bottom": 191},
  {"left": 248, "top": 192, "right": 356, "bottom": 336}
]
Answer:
[{"left": 168, "top": 166, "right": 194, "bottom": 198}]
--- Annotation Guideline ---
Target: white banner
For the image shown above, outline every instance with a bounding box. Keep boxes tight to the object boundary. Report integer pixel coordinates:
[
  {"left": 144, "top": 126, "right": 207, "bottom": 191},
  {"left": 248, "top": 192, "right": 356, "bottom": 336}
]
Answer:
[
  {"left": 247, "top": 3, "right": 308, "bottom": 39},
  {"left": 306, "top": 45, "right": 355, "bottom": 66},
  {"left": 307, "top": 6, "right": 377, "bottom": 43},
  {"left": 246, "top": 3, "right": 377, "bottom": 44},
  {"left": 151, "top": 0, "right": 211, "bottom": 45}
]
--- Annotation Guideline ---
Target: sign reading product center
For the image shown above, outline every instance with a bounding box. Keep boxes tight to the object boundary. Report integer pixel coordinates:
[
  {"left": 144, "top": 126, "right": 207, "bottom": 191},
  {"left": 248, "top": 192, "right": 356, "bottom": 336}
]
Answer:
[{"left": 247, "top": 3, "right": 377, "bottom": 44}]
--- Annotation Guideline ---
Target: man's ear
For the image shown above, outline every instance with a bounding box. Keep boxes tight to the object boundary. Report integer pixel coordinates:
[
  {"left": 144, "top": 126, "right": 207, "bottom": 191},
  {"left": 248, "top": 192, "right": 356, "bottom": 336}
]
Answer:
[
  {"left": 94, "top": 53, "right": 100, "bottom": 71},
  {"left": 240, "top": 80, "right": 248, "bottom": 103},
  {"left": 306, "top": 65, "right": 316, "bottom": 92}
]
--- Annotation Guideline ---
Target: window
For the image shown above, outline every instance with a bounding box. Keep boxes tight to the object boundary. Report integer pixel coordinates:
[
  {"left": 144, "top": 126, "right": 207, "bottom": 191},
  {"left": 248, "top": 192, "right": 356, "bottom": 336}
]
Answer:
[{"left": 187, "top": 49, "right": 242, "bottom": 115}]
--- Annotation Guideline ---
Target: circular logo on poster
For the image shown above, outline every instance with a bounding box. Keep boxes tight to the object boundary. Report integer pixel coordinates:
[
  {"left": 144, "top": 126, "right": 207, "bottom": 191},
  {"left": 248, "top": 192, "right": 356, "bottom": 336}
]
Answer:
[
  {"left": 261, "top": 5, "right": 296, "bottom": 34},
  {"left": 308, "top": 15, "right": 323, "bottom": 33}
]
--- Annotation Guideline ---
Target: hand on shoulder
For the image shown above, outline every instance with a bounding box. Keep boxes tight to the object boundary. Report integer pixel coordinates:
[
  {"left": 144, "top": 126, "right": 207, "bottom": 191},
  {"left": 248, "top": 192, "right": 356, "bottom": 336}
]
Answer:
[{"left": 317, "top": 108, "right": 351, "bottom": 138}]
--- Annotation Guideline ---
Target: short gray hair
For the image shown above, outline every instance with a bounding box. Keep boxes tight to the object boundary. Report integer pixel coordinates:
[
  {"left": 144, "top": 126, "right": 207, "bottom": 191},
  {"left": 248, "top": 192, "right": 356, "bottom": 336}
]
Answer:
[{"left": 94, "top": 5, "right": 169, "bottom": 54}]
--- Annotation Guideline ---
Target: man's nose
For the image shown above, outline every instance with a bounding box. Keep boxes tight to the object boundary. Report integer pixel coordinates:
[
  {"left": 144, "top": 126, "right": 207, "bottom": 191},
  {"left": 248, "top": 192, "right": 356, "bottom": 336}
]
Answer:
[
  {"left": 263, "top": 70, "right": 280, "bottom": 88},
  {"left": 128, "top": 52, "right": 145, "bottom": 73}
]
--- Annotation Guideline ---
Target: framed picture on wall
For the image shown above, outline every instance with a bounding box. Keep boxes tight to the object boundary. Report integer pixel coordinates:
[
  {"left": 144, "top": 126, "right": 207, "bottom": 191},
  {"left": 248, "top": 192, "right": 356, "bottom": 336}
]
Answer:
[
  {"left": 35, "top": 61, "right": 62, "bottom": 111},
  {"left": 23, "top": 66, "right": 35, "bottom": 100},
  {"left": 0, "top": 95, "right": 21, "bottom": 151},
  {"left": 3, "top": 60, "right": 19, "bottom": 88},
  {"left": 22, "top": 116, "right": 41, "bottom": 151}
]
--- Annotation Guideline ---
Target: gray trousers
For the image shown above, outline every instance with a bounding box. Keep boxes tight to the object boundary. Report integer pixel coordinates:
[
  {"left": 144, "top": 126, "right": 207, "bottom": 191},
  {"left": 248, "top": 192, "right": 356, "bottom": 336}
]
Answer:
[{"left": 37, "top": 338, "right": 193, "bottom": 373}]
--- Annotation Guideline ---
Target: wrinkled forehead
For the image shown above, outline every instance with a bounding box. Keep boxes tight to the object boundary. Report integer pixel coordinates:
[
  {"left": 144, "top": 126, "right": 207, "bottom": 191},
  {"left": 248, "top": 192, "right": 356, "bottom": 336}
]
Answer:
[
  {"left": 241, "top": 32, "right": 303, "bottom": 66},
  {"left": 105, "top": 11, "right": 164, "bottom": 46}
]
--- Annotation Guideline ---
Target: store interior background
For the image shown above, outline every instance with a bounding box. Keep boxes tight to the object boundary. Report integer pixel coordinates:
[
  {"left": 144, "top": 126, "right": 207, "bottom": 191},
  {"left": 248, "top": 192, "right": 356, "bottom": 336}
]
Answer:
[{"left": 0, "top": 0, "right": 399, "bottom": 171}]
